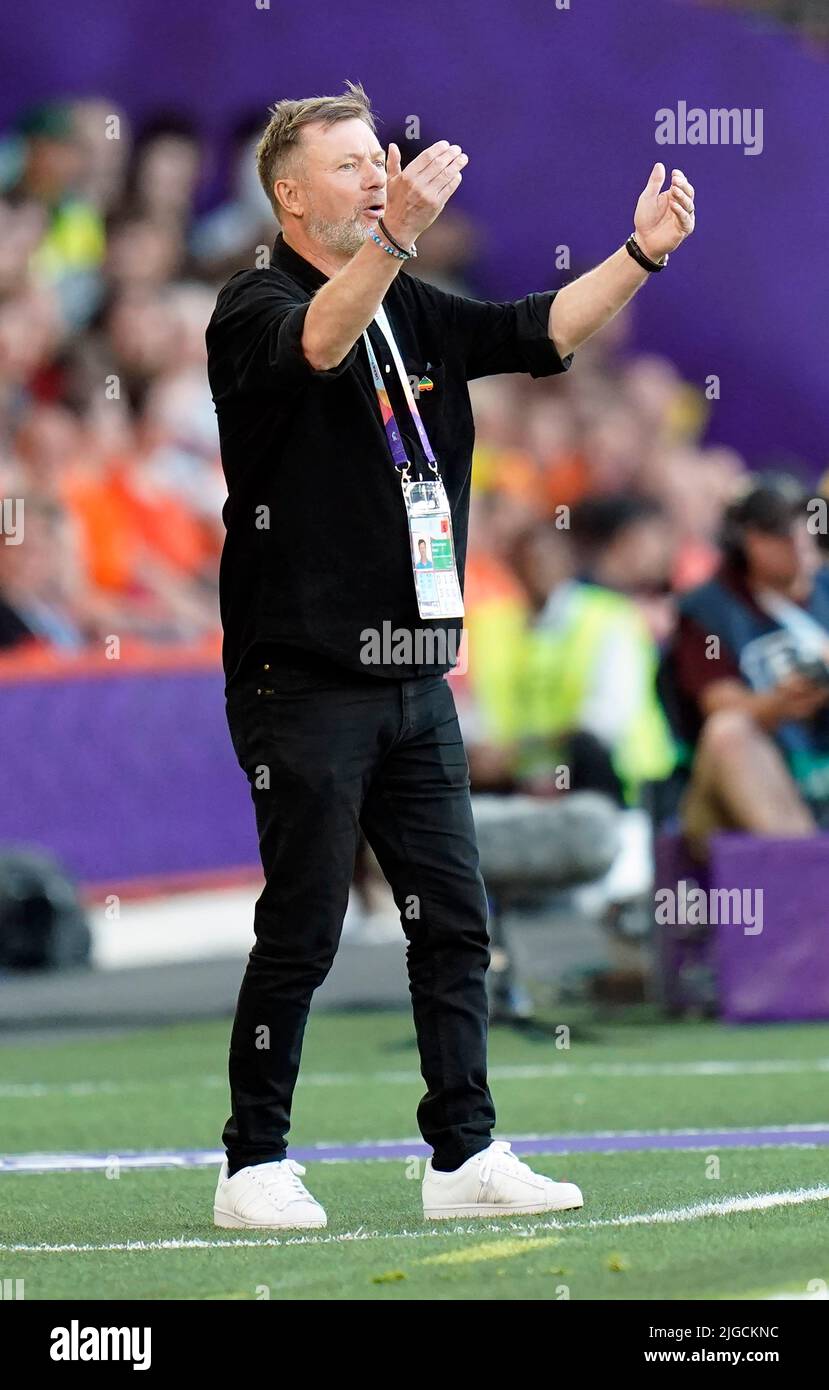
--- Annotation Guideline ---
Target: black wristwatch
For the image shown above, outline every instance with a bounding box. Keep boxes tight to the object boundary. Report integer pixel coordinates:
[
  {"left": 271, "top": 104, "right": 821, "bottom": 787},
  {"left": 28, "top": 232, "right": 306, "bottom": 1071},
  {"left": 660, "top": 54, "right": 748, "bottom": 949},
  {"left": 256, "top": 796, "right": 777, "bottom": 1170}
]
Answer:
[{"left": 625, "top": 233, "right": 668, "bottom": 272}]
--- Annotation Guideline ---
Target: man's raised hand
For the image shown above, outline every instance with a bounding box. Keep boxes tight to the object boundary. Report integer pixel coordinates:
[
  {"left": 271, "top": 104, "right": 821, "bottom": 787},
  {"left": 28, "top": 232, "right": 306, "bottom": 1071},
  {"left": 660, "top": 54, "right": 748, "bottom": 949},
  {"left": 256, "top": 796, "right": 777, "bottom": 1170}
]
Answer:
[
  {"left": 383, "top": 140, "right": 468, "bottom": 247},
  {"left": 634, "top": 163, "right": 696, "bottom": 263}
]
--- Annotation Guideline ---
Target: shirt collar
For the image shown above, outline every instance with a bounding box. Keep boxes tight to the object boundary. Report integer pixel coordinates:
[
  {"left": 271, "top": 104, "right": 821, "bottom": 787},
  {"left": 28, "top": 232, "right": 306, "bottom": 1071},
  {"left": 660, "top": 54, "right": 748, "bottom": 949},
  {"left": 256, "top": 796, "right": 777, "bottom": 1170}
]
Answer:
[{"left": 270, "top": 231, "right": 330, "bottom": 291}]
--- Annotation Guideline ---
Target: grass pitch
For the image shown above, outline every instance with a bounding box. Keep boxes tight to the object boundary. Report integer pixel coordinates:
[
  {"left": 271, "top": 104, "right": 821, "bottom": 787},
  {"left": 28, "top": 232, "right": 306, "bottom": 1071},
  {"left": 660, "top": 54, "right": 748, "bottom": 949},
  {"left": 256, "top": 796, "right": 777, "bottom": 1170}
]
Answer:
[{"left": 2, "top": 1007, "right": 828, "bottom": 1300}]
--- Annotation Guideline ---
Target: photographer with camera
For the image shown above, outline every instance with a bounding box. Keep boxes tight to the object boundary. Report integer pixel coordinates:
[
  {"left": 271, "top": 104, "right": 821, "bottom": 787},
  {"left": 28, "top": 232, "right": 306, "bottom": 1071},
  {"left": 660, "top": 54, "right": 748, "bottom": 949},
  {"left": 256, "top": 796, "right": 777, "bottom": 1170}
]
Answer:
[{"left": 664, "top": 477, "right": 829, "bottom": 855}]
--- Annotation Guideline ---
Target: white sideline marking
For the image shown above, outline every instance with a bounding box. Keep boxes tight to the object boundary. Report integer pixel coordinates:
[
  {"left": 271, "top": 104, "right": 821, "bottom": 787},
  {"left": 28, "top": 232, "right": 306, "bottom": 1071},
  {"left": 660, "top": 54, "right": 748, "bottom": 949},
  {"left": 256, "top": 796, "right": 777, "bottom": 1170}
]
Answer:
[
  {"left": 589, "top": 1186, "right": 829, "bottom": 1226},
  {"left": 4, "top": 1057, "right": 829, "bottom": 1100},
  {"left": 2, "top": 1186, "right": 828, "bottom": 1255}
]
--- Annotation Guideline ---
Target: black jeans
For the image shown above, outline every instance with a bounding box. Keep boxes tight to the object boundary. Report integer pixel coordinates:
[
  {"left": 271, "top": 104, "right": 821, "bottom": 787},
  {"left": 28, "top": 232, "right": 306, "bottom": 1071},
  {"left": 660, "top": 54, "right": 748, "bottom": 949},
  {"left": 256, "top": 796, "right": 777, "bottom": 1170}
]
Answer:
[{"left": 223, "top": 660, "right": 495, "bottom": 1175}]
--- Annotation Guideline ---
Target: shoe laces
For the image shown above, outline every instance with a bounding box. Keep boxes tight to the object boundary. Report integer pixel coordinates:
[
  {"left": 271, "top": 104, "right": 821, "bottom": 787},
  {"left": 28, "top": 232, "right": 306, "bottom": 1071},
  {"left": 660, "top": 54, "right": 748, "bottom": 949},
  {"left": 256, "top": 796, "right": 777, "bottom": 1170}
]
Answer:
[
  {"left": 477, "top": 1140, "right": 527, "bottom": 1185},
  {"left": 254, "top": 1159, "right": 311, "bottom": 1207}
]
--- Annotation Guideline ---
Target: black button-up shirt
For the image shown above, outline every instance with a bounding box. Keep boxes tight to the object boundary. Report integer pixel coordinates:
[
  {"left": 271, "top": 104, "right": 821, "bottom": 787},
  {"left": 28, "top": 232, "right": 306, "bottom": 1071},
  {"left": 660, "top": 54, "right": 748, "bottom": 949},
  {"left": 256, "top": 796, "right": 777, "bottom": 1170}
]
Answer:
[{"left": 206, "top": 232, "right": 573, "bottom": 687}]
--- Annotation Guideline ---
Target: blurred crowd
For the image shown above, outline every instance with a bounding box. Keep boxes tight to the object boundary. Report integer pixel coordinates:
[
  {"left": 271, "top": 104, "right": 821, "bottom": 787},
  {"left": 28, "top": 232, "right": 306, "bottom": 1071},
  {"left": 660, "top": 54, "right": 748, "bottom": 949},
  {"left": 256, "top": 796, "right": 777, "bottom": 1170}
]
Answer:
[
  {"left": 0, "top": 100, "right": 271, "bottom": 652},
  {"left": 3, "top": 98, "right": 829, "bottom": 855},
  {"left": 0, "top": 96, "right": 736, "bottom": 658}
]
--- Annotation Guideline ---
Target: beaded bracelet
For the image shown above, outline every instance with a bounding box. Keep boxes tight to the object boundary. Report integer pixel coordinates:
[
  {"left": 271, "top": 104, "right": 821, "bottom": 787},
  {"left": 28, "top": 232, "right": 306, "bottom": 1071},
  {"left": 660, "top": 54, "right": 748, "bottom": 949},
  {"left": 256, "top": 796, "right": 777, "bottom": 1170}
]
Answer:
[
  {"left": 378, "top": 217, "right": 417, "bottom": 259},
  {"left": 368, "top": 226, "right": 415, "bottom": 260}
]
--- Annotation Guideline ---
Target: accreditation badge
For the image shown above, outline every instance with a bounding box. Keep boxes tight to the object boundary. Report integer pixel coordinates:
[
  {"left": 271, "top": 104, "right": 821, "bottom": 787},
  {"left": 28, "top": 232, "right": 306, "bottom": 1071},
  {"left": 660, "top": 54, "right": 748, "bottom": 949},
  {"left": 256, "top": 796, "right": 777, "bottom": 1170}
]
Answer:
[{"left": 401, "top": 476, "right": 465, "bottom": 619}]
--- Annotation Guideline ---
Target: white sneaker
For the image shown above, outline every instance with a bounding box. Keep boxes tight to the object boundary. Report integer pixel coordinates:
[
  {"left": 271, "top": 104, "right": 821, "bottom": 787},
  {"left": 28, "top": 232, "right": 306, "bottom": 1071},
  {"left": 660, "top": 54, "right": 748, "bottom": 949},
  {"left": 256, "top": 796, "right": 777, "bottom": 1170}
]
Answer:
[
  {"left": 213, "top": 1158, "right": 327, "bottom": 1230},
  {"left": 422, "top": 1140, "right": 583, "bottom": 1219}
]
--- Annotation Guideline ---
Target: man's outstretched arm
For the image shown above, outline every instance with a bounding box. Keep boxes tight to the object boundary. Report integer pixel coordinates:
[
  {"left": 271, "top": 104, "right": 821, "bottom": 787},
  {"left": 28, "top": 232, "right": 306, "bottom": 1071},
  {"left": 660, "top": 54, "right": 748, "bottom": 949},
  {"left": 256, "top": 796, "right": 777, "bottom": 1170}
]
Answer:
[{"left": 549, "top": 163, "right": 695, "bottom": 358}]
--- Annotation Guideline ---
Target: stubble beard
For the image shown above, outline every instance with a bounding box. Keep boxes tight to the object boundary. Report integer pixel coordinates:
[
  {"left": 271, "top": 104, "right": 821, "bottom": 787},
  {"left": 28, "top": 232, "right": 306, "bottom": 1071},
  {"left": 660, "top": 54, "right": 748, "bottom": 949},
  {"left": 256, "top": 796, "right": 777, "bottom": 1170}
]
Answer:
[{"left": 306, "top": 206, "right": 372, "bottom": 259}]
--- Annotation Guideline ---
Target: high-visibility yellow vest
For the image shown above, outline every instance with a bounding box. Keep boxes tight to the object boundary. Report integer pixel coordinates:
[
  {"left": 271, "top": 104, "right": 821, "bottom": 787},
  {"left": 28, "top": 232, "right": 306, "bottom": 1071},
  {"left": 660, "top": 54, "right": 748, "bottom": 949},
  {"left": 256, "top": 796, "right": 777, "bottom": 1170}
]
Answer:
[
  {"left": 31, "top": 200, "right": 105, "bottom": 278},
  {"left": 467, "top": 584, "right": 675, "bottom": 801}
]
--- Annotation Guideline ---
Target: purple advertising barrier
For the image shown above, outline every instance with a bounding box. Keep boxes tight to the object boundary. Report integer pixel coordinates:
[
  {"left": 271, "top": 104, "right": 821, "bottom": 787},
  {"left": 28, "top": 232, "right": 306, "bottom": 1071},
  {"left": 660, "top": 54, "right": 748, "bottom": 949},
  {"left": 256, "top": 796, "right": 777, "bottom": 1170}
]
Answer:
[
  {"left": 656, "top": 831, "right": 829, "bottom": 1022},
  {"left": 0, "top": 665, "right": 258, "bottom": 889},
  {"left": 711, "top": 833, "right": 829, "bottom": 1023},
  {"left": 654, "top": 832, "right": 716, "bottom": 1016},
  {"left": 0, "top": 0, "right": 826, "bottom": 468}
]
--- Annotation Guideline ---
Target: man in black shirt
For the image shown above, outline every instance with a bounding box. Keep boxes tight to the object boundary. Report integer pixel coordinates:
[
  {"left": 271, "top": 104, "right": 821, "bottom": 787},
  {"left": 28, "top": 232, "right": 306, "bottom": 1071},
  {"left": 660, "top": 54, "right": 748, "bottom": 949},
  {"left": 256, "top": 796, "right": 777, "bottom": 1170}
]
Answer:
[{"left": 207, "top": 81, "right": 696, "bottom": 1229}]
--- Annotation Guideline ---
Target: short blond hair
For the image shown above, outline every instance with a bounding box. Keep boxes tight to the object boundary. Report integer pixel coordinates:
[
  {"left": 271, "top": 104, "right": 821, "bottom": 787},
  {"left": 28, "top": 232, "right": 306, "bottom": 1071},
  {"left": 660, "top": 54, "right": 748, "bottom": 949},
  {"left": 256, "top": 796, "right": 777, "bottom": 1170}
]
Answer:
[{"left": 256, "top": 80, "right": 377, "bottom": 220}]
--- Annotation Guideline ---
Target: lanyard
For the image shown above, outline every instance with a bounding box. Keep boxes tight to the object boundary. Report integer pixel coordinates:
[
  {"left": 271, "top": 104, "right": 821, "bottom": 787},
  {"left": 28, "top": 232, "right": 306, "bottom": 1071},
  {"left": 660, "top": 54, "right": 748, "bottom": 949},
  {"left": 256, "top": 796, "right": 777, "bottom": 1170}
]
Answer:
[{"left": 362, "top": 305, "right": 438, "bottom": 478}]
